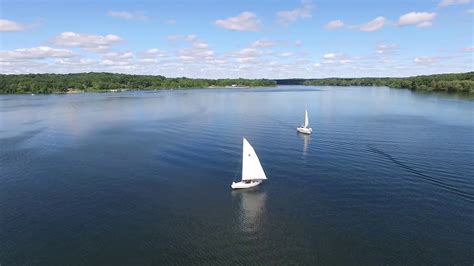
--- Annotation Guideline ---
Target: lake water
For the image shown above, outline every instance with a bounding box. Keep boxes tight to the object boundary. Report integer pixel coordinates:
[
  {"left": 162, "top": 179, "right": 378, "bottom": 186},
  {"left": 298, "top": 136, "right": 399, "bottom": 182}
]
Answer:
[{"left": 1, "top": 86, "right": 473, "bottom": 265}]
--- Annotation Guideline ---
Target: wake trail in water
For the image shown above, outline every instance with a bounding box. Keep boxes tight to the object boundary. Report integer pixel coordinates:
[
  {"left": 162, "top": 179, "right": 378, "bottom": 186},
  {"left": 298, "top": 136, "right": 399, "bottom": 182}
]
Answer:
[
  {"left": 269, "top": 118, "right": 296, "bottom": 130},
  {"left": 368, "top": 145, "right": 474, "bottom": 202}
]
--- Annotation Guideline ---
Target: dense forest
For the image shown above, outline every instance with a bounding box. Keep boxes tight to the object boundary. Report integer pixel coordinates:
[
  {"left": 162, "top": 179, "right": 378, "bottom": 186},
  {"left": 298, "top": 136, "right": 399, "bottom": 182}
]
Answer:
[
  {"left": 0, "top": 73, "right": 276, "bottom": 94},
  {"left": 1, "top": 72, "right": 473, "bottom": 94},
  {"left": 287, "top": 72, "right": 474, "bottom": 93}
]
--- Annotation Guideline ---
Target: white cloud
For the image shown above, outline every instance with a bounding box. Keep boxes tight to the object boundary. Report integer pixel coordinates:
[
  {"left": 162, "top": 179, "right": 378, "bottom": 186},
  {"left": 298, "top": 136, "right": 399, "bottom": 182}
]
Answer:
[
  {"left": 100, "top": 59, "right": 132, "bottom": 66},
  {"left": 166, "top": 34, "right": 212, "bottom": 61},
  {"left": 236, "top": 48, "right": 266, "bottom": 58},
  {"left": 165, "top": 19, "right": 176, "bottom": 25},
  {"left": 0, "top": 46, "right": 74, "bottom": 61},
  {"left": 294, "top": 40, "right": 302, "bottom": 47},
  {"left": 251, "top": 39, "right": 277, "bottom": 48},
  {"left": 398, "top": 12, "right": 437, "bottom": 27},
  {"left": 215, "top": 12, "right": 261, "bottom": 32},
  {"left": 167, "top": 35, "right": 215, "bottom": 63},
  {"left": 193, "top": 41, "right": 209, "bottom": 49},
  {"left": 416, "top": 21, "right": 433, "bottom": 28},
  {"left": 414, "top": 56, "right": 439, "bottom": 64},
  {"left": 438, "top": 0, "right": 471, "bottom": 7},
  {"left": 279, "top": 52, "right": 294, "bottom": 57},
  {"left": 102, "top": 52, "right": 134, "bottom": 60},
  {"left": 231, "top": 46, "right": 273, "bottom": 63},
  {"left": 462, "top": 46, "right": 474, "bottom": 52},
  {"left": 0, "top": 19, "right": 27, "bottom": 32},
  {"left": 52, "top": 32, "right": 123, "bottom": 52},
  {"left": 359, "top": 16, "right": 386, "bottom": 32},
  {"left": 325, "top": 20, "right": 344, "bottom": 29},
  {"left": 138, "top": 58, "right": 160, "bottom": 65},
  {"left": 56, "top": 58, "right": 96, "bottom": 66},
  {"left": 142, "top": 48, "right": 168, "bottom": 58},
  {"left": 321, "top": 53, "right": 353, "bottom": 64},
  {"left": 323, "top": 53, "right": 337, "bottom": 59},
  {"left": 376, "top": 43, "right": 399, "bottom": 54},
  {"left": 167, "top": 34, "right": 198, "bottom": 43},
  {"left": 108, "top": 11, "right": 148, "bottom": 21},
  {"left": 467, "top": 8, "right": 474, "bottom": 14},
  {"left": 276, "top": 0, "right": 313, "bottom": 26}
]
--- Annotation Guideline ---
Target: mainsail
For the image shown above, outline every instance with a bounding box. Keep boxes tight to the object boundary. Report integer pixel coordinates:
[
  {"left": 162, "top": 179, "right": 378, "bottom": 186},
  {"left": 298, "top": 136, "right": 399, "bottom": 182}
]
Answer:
[
  {"left": 241, "top": 138, "right": 267, "bottom": 181},
  {"left": 304, "top": 108, "right": 309, "bottom": 128}
]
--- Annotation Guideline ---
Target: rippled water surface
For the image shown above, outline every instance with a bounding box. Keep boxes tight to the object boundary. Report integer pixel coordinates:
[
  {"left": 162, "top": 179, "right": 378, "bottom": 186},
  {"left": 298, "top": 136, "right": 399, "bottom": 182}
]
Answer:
[{"left": 1, "top": 86, "right": 473, "bottom": 265}]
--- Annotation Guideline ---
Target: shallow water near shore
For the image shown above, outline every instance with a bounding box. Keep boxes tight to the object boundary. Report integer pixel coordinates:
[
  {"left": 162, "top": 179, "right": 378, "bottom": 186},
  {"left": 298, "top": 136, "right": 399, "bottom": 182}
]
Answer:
[{"left": 1, "top": 86, "right": 473, "bottom": 265}]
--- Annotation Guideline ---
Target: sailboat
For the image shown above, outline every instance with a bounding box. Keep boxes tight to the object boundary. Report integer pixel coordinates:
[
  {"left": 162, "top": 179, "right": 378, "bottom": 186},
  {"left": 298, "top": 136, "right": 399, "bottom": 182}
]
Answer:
[
  {"left": 297, "top": 106, "right": 312, "bottom": 134},
  {"left": 231, "top": 138, "right": 267, "bottom": 189}
]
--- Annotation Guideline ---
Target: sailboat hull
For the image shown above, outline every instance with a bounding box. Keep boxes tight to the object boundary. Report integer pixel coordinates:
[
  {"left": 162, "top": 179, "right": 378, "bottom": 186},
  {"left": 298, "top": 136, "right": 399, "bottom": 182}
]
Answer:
[
  {"left": 297, "top": 127, "right": 312, "bottom": 134},
  {"left": 231, "top": 180, "right": 263, "bottom": 189}
]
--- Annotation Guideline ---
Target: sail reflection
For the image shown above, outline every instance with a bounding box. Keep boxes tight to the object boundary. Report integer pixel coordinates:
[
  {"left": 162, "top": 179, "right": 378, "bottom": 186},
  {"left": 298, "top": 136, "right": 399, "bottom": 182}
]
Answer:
[{"left": 232, "top": 190, "right": 267, "bottom": 233}]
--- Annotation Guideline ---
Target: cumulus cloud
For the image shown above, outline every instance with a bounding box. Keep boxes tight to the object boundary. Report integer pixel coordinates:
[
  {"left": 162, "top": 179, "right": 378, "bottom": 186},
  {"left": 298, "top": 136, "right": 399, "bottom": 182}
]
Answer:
[
  {"left": 276, "top": 0, "right": 313, "bottom": 26},
  {"left": 52, "top": 32, "right": 123, "bottom": 52},
  {"left": 236, "top": 48, "right": 267, "bottom": 58},
  {"left": 438, "top": 0, "right": 471, "bottom": 7},
  {"left": 279, "top": 52, "right": 294, "bottom": 57},
  {"left": 137, "top": 58, "right": 160, "bottom": 65},
  {"left": 102, "top": 52, "right": 134, "bottom": 60},
  {"left": 325, "top": 20, "right": 344, "bottom": 29},
  {"left": 323, "top": 53, "right": 337, "bottom": 59},
  {"left": 167, "top": 34, "right": 198, "bottom": 43},
  {"left": 0, "top": 46, "right": 74, "bottom": 61},
  {"left": 398, "top": 12, "right": 437, "bottom": 27},
  {"left": 358, "top": 16, "right": 386, "bottom": 32},
  {"left": 0, "top": 19, "right": 28, "bottom": 32},
  {"left": 231, "top": 47, "right": 273, "bottom": 63},
  {"left": 56, "top": 58, "right": 96, "bottom": 66},
  {"left": 214, "top": 12, "right": 261, "bottom": 32},
  {"left": 165, "top": 34, "right": 215, "bottom": 63},
  {"left": 414, "top": 56, "right": 439, "bottom": 64},
  {"left": 321, "top": 53, "right": 352, "bottom": 64},
  {"left": 462, "top": 46, "right": 474, "bottom": 52},
  {"left": 376, "top": 43, "right": 399, "bottom": 54},
  {"left": 108, "top": 11, "right": 148, "bottom": 20},
  {"left": 250, "top": 39, "right": 277, "bottom": 48}
]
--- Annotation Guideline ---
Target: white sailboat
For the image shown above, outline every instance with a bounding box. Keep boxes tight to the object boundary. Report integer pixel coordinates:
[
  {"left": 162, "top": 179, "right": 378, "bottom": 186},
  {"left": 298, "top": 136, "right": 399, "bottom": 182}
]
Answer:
[
  {"left": 231, "top": 138, "right": 267, "bottom": 189},
  {"left": 297, "top": 106, "right": 312, "bottom": 134}
]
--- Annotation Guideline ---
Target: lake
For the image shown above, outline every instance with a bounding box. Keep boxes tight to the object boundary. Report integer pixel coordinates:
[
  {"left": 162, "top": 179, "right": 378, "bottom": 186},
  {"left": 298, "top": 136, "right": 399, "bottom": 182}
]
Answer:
[{"left": 1, "top": 86, "right": 473, "bottom": 265}]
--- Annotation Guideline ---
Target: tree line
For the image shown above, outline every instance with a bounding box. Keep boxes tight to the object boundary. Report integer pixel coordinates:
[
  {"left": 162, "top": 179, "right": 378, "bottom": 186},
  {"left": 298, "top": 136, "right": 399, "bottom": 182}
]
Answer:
[
  {"left": 1, "top": 71, "right": 473, "bottom": 94},
  {"left": 0, "top": 72, "right": 277, "bottom": 94},
  {"left": 288, "top": 72, "right": 474, "bottom": 93}
]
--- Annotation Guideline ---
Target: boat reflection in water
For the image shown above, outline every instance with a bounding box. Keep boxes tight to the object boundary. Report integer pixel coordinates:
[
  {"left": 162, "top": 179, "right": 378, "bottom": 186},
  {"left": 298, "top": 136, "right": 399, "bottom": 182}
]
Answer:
[
  {"left": 232, "top": 189, "right": 267, "bottom": 234},
  {"left": 298, "top": 133, "right": 311, "bottom": 156}
]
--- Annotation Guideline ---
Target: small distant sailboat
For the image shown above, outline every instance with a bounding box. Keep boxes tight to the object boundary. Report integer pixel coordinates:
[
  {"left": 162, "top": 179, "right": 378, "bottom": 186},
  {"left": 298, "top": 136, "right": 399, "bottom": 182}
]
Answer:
[
  {"left": 231, "top": 138, "right": 267, "bottom": 189},
  {"left": 297, "top": 106, "right": 312, "bottom": 135}
]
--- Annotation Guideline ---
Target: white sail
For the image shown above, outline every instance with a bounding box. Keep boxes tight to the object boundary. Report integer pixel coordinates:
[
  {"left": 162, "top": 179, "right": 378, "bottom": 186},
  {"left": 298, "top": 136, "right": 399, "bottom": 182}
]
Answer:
[
  {"left": 242, "top": 138, "right": 267, "bottom": 181},
  {"left": 304, "top": 108, "right": 309, "bottom": 128}
]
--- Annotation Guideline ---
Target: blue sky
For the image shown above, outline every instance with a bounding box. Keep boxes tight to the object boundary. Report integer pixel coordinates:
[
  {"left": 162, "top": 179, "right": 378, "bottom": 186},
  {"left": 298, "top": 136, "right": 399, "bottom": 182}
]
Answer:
[{"left": 1, "top": 0, "right": 473, "bottom": 78}]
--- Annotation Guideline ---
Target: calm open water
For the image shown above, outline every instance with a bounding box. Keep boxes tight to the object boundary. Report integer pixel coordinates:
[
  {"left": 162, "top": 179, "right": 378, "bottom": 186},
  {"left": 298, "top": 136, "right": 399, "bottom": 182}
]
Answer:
[{"left": 1, "top": 86, "right": 473, "bottom": 265}]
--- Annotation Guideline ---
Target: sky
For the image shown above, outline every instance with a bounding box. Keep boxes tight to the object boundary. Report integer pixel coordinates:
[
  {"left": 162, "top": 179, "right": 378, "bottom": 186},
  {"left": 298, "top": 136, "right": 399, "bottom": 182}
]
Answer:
[{"left": 0, "top": 0, "right": 473, "bottom": 78}]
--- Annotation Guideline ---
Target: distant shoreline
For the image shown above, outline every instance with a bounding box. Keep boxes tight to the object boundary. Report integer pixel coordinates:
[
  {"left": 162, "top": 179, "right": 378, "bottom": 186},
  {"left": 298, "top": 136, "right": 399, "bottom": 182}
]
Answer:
[
  {"left": 276, "top": 72, "right": 473, "bottom": 94},
  {"left": 0, "top": 71, "right": 472, "bottom": 94}
]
